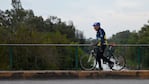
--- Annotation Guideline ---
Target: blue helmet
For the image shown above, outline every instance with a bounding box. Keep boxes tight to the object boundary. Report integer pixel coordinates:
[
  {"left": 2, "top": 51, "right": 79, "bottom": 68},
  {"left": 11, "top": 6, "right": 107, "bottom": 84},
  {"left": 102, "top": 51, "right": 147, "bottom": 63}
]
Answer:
[{"left": 93, "top": 22, "right": 100, "bottom": 26}]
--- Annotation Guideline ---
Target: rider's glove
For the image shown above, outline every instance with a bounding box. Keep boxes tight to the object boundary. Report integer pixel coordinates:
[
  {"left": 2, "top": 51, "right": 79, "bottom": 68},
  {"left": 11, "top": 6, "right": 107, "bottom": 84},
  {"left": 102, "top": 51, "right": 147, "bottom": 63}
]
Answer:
[{"left": 97, "top": 42, "right": 101, "bottom": 46}]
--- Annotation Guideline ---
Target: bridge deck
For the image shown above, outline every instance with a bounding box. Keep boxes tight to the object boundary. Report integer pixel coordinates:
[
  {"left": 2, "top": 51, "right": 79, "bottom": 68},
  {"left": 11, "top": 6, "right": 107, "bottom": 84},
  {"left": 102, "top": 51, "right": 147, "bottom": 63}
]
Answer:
[{"left": 0, "top": 70, "right": 149, "bottom": 80}]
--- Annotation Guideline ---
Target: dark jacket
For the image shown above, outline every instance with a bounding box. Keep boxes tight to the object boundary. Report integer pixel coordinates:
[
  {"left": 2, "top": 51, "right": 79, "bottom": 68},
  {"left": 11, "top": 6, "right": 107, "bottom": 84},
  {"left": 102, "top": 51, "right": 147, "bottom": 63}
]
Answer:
[{"left": 96, "top": 28, "right": 107, "bottom": 46}]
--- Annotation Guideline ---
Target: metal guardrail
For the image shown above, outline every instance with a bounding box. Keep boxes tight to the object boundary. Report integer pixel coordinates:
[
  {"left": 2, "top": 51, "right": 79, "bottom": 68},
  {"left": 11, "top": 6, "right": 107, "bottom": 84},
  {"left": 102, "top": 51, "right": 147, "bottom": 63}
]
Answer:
[
  {"left": 0, "top": 44, "right": 91, "bottom": 46},
  {"left": 115, "top": 44, "right": 149, "bottom": 47},
  {"left": 0, "top": 44, "right": 149, "bottom": 70},
  {"left": 0, "top": 44, "right": 149, "bottom": 47}
]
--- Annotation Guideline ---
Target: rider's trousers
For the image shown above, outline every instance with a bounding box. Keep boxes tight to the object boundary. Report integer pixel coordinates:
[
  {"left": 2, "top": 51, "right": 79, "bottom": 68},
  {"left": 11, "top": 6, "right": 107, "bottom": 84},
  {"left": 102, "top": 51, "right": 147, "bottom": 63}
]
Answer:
[{"left": 96, "top": 45, "right": 112, "bottom": 70}]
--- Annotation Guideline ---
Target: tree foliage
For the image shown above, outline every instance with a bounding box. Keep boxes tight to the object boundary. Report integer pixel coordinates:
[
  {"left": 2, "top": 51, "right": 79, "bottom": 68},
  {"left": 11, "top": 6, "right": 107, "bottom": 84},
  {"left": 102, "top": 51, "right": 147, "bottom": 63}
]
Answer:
[
  {"left": 0, "top": 6, "right": 85, "bottom": 70},
  {"left": 109, "top": 21, "right": 149, "bottom": 69}
]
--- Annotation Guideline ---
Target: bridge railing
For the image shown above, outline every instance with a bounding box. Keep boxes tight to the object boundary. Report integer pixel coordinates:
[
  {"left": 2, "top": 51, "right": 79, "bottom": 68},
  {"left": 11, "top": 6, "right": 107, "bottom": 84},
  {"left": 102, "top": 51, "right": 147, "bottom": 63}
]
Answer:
[{"left": 0, "top": 44, "right": 149, "bottom": 70}]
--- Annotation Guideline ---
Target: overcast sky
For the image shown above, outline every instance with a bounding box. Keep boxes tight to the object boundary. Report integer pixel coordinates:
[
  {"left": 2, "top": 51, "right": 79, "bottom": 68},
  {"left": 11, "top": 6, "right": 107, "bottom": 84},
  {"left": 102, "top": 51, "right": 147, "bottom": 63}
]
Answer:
[{"left": 1, "top": 0, "right": 149, "bottom": 39}]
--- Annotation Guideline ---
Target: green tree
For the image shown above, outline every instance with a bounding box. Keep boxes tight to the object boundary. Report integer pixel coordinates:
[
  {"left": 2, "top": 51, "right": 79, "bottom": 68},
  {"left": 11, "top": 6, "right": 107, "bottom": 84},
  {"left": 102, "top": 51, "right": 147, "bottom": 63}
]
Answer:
[
  {"left": 109, "top": 21, "right": 149, "bottom": 69},
  {"left": 137, "top": 21, "right": 149, "bottom": 68},
  {"left": 0, "top": 2, "right": 85, "bottom": 70}
]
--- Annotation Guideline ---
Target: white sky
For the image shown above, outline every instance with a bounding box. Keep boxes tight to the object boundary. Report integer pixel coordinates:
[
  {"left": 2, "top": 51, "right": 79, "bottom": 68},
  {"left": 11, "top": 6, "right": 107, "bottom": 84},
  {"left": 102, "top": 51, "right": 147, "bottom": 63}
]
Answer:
[{"left": 1, "top": 0, "right": 149, "bottom": 39}]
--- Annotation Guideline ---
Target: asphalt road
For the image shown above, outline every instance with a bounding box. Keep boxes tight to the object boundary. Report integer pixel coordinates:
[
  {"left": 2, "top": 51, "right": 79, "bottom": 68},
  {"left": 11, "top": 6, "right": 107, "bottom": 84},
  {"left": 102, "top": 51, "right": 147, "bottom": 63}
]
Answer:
[{"left": 0, "top": 79, "right": 149, "bottom": 84}]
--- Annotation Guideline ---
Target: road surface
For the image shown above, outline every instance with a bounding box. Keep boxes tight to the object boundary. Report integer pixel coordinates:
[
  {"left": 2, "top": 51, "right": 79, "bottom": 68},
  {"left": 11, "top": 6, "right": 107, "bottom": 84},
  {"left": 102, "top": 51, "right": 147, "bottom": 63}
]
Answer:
[{"left": 0, "top": 79, "right": 149, "bottom": 84}]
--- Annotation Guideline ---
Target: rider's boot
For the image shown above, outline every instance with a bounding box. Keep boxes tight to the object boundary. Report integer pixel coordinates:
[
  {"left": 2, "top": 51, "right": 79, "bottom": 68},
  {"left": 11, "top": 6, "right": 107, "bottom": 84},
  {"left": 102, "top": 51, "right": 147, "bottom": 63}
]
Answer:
[
  {"left": 103, "top": 60, "right": 106, "bottom": 64},
  {"left": 98, "top": 63, "right": 103, "bottom": 70},
  {"left": 108, "top": 62, "right": 114, "bottom": 69}
]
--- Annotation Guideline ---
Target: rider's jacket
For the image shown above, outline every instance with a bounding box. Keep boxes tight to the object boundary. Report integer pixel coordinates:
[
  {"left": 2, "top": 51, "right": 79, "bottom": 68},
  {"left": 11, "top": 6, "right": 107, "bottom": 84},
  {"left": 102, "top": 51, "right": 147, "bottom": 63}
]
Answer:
[{"left": 96, "top": 28, "right": 107, "bottom": 46}]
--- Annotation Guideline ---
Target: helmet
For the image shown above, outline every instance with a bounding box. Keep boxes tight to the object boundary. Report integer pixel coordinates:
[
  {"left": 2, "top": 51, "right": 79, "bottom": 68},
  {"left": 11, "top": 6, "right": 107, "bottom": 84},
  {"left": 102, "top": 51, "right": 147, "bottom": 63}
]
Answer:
[{"left": 93, "top": 22, "right": 100, "bottom": 26}]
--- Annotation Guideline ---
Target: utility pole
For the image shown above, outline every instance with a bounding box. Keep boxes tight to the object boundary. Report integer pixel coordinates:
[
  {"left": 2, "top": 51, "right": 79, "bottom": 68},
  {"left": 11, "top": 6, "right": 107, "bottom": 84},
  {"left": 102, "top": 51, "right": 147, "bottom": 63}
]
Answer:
[{"left": 12, "top": 0, "right": 23, "bottom": 10}]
